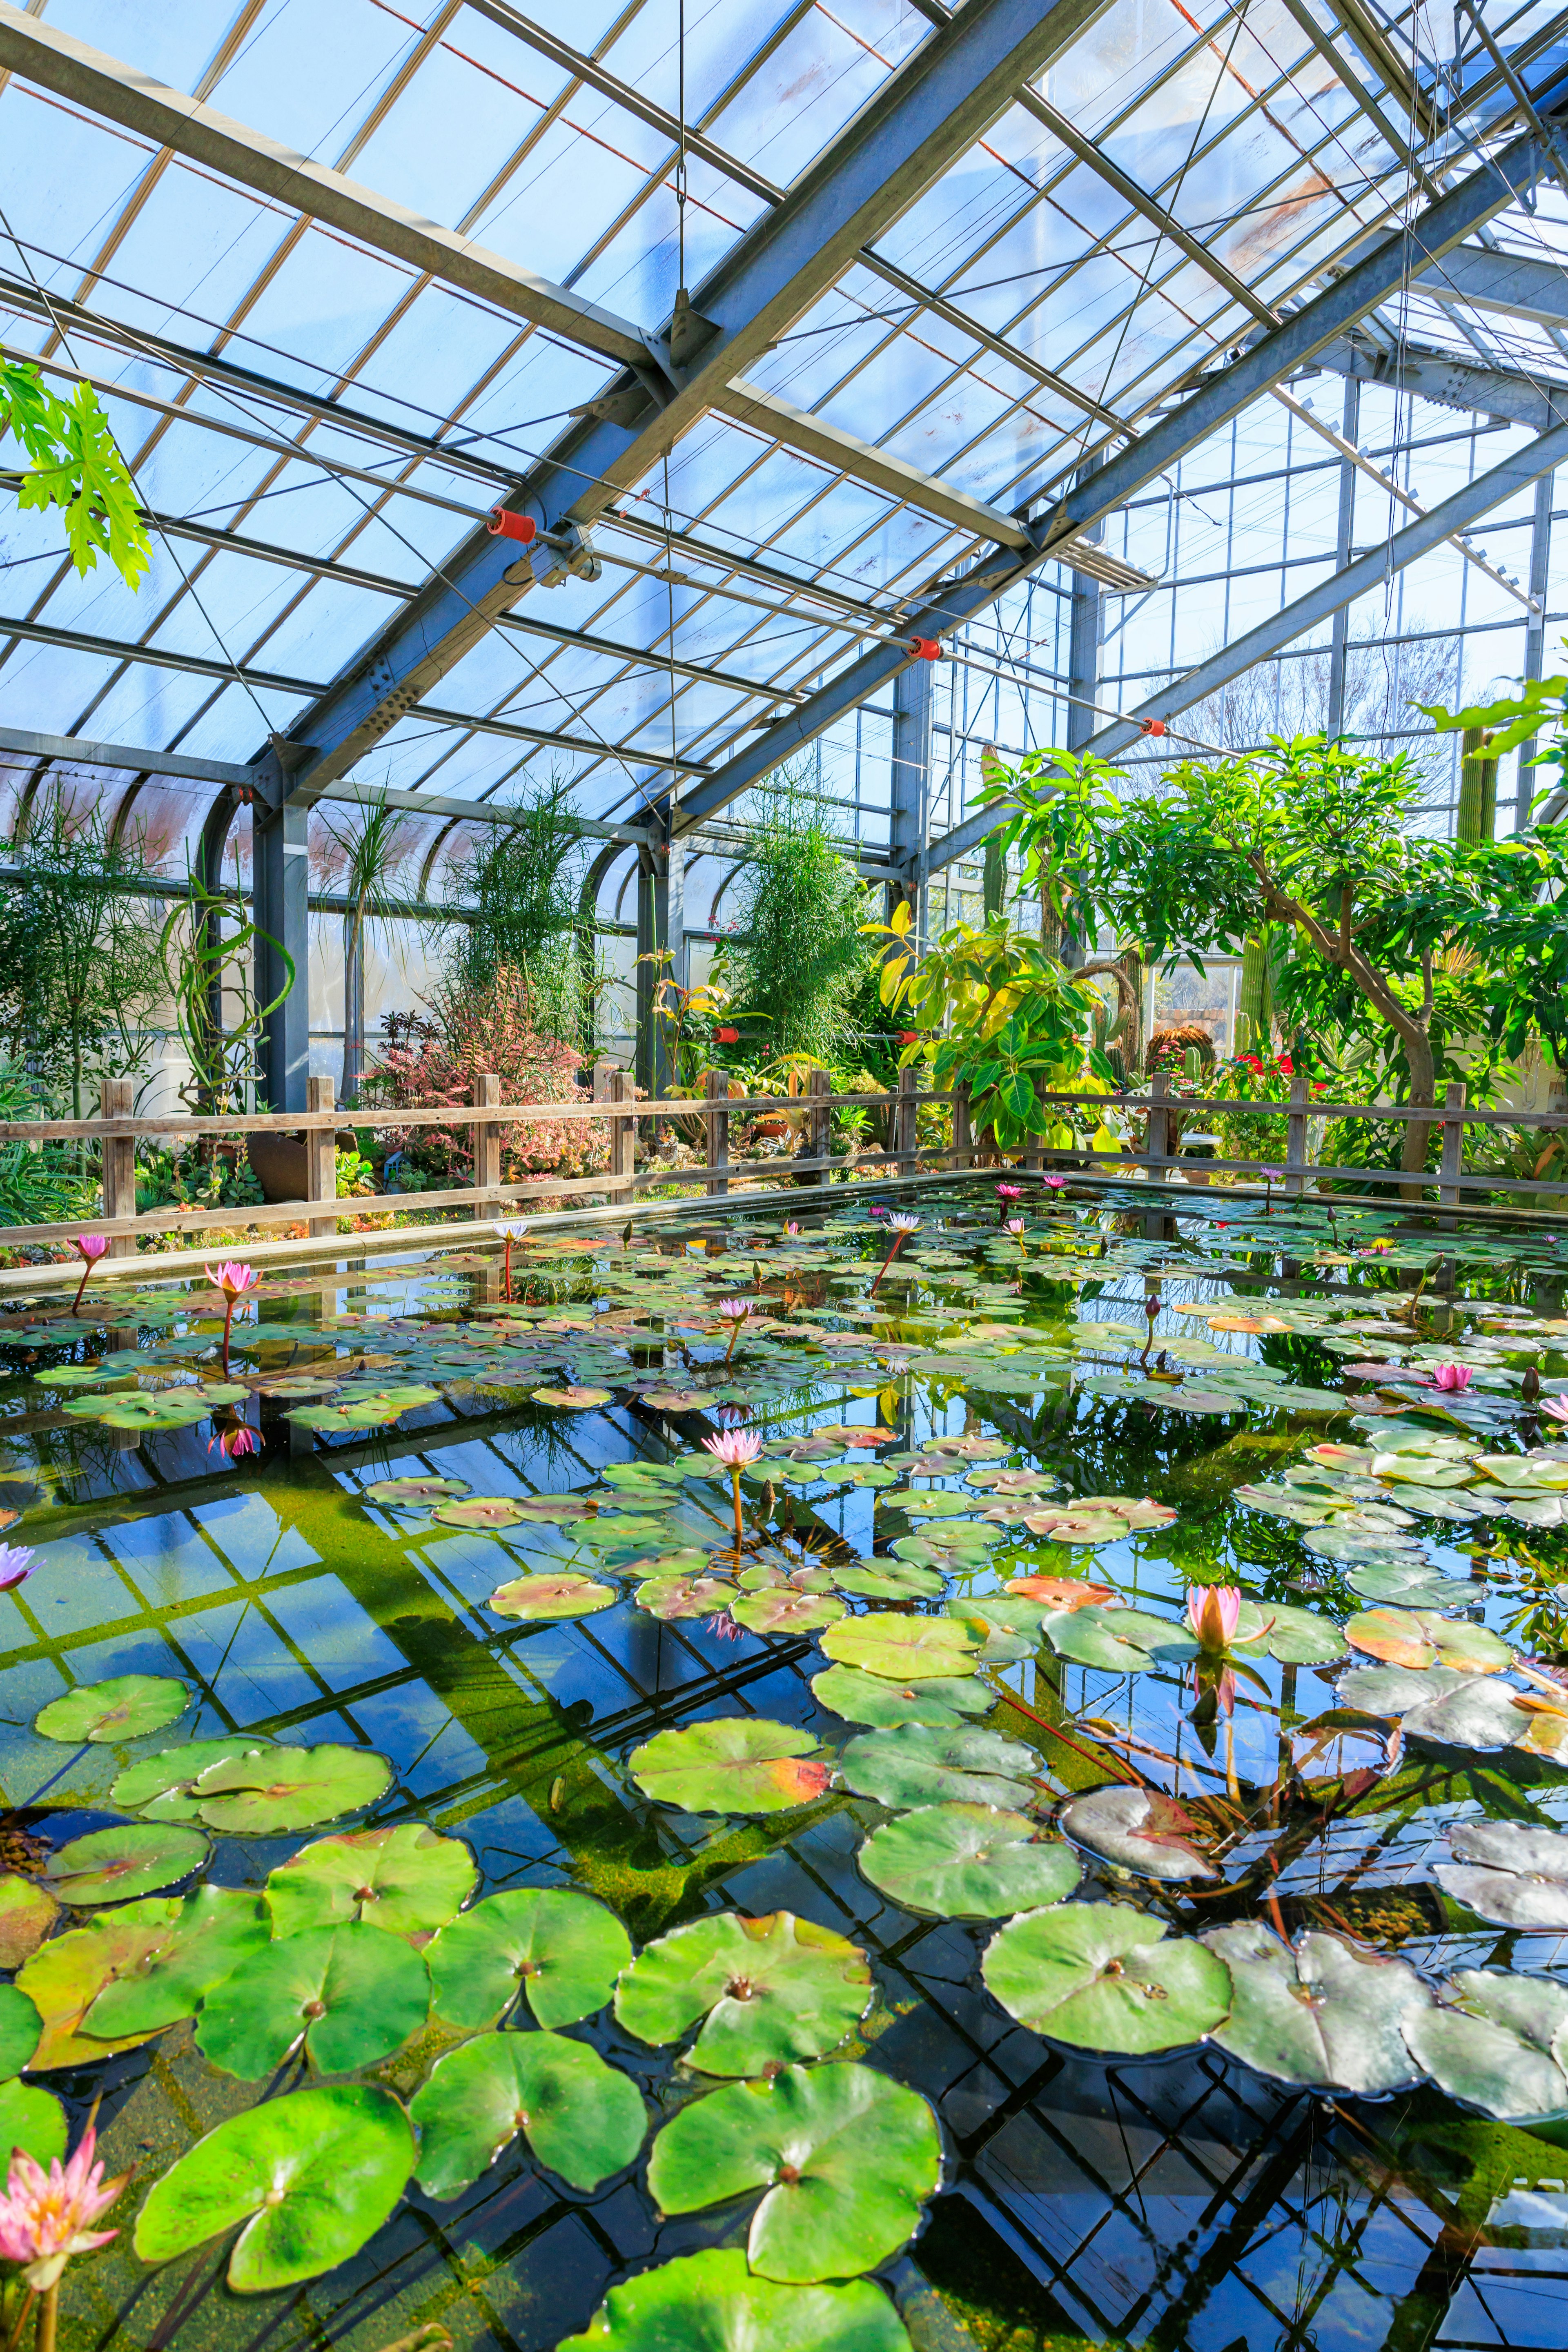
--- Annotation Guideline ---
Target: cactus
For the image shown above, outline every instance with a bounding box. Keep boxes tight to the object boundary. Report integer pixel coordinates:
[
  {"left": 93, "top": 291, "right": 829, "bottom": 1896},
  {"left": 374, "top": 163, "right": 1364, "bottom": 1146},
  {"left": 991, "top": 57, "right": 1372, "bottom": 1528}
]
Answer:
[{"left": 1183, "top": 1045, "right": 1203, "bottom": 1086}]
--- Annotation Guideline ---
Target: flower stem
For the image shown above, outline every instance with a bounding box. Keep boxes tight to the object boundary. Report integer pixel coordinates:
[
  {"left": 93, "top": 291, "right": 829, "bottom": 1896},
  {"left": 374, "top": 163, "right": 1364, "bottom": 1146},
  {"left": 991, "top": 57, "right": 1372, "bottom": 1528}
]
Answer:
[
  {"left": 729, "top": 1467, "right": 744, "bottom": 1548},
  {"left": 36, "top": 2284, "right": 58, "bottom": 2352},
  {"left": 869, "top": 1237, "right": 904, "bottom": 1297},
  {"left": 71, "top": 1265, "right": 90, "bottom": 1315},
  {"left": 2, "top": 2288, "right": 34, "bottom": 2352},
  {"left": 220, "top": 1299, "right": 234, "bottom": 1380},
  {"left": 724, "top": 1320, "right": 743, "bottom": 1366},
  {"left": 1223, "top": 1711, "right": 1240, "bottom": 1806}
]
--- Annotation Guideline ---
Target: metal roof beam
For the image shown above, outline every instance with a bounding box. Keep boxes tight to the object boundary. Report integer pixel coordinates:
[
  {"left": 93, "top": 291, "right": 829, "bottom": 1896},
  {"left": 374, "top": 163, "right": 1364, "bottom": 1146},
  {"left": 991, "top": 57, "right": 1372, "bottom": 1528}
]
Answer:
[
  {"left": 671, "top": 114, "right": 1566, "bottom": 835},
  {"left": 1312, "top": 334, "right": 1568, "bottom": 430},
  {"left": 1411, "top": 238, "right": 1568, "bottom": 327}
]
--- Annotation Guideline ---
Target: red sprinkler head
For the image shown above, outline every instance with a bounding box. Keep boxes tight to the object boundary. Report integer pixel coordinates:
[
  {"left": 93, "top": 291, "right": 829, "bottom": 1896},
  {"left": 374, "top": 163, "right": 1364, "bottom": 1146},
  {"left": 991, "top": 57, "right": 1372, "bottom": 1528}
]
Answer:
[
  {"left": 907, "top": 636, "right": 943, "bottom": 661},
  {"left": 487, "top": 508, "right": 538, "bottom": 544}
]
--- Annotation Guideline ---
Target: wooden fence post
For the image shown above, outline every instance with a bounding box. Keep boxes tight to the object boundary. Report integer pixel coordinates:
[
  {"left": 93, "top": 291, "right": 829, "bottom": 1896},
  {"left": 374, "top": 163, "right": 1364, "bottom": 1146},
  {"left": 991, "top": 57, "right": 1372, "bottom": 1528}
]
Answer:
[
  {"left": 306, "top": 1074, "right": 337, "bottom": 1240},
  {"left": 472, "top": 1072, "right": 501, "bottom": 1218},
  {"left": 1439, "top": 1079, "right": 1467, "bottom": 1225},
  {"left": 951, "top": 1079, "right": 972, "bottom": 1172},
  {"left": 608, "top": 1069, "right": 635, "bottom": 1197},
  {"left": 896, "top": 1063, "right": 918, "bottom": 1179},
  {"left": 806, "top": 1066, "right": 831, "bottom": 1185},
  {"left": 99, "top": 1076, "right": 136, "bottom": 1259},
  {"left": 704, "top": 1068, "right": 730, "bottom": 1196},
  {"left": 1283, "top": 1067, "right": 1310, "bottom": 1197},
  {"left": 1145, "top": 1072, "right": 1171, "bottom": 1185}
]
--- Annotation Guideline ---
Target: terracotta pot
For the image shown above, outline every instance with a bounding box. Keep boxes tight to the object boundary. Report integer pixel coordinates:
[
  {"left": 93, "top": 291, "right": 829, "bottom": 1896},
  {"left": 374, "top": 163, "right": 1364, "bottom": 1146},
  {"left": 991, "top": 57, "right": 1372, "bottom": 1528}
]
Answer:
[{"left": 247, "top": 1134, "right": 309, "bottom": 1203}]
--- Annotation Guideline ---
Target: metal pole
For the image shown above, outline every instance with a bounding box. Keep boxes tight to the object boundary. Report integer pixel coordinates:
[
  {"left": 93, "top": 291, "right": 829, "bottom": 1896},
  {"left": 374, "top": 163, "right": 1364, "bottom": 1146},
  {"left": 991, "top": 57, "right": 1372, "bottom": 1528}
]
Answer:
[{"left": 1326, "top": 376, "right": 1359, "bottom": 738}]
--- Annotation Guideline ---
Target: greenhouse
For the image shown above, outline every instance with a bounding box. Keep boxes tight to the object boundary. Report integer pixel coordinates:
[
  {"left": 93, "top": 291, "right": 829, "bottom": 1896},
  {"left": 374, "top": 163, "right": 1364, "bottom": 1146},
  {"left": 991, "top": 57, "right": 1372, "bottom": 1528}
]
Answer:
[{"left": 8, "top": 3, "right": 1568, "bottom": 2350}]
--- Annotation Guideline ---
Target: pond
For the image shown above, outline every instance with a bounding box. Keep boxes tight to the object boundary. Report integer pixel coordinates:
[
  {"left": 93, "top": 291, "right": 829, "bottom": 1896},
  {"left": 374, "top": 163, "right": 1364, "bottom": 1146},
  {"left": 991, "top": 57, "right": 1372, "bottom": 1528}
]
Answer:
[{"left": 2, "top": 1178, "right": 1568, "bottom": 2352}]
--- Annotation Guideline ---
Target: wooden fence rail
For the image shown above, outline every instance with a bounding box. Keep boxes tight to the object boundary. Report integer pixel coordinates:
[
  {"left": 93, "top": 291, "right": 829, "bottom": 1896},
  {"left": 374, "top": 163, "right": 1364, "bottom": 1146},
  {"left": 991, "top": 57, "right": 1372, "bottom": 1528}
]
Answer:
[{"left": 0, "top": 1066, "right": 1561, "bottom": 1258}]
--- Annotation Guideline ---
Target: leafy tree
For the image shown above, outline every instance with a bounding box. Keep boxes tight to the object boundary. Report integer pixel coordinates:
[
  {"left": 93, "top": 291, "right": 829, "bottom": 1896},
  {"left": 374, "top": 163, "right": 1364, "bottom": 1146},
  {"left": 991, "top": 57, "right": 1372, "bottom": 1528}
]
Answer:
[
  {"left": 977, "top": 736, "right": 1568, "bottom": 1181},
  {"left": 719, "top": 786, "right": 872, "bottom": 1060},
  {"left": 320, "top": 793, "right": 415, "bottom": 1105},
  {"left": 443, "top": 780, "right": 587, "bottom": 1045},
  {"left": 1, "top": 353, "right": 150, "bottom": 586}
]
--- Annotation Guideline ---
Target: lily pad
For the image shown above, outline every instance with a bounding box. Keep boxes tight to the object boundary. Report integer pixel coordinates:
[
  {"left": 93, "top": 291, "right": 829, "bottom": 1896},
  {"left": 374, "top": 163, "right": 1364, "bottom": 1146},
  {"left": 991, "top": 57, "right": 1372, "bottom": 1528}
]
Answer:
[
  {"left": 433, "top": 1496, "right": 532, "bottom": 1530},
  {"left": 1203, "top": 1923, "right": 1430, "bottom": 2092},
  {"left": 411, "top": 2028, "right": 646, "bottom": 2198},
  {"left": 197, "top": 1922, "right": 429, "bottom": 2079},
  {"left": 1005, "top": 1577, "right": 1116, "bottom": 1611},
  {"left": 363, "top": 1477, "right": 470, "bottom": 1506},
  {"left": 831, "top": 1561, "right": 946, "bottom": 1600},
  {"left": 33, "top": 1675, "right": 188, "bottom": 1744},
  {"left": 83, "top": 1886, "right": 272, "bottom": 2038},
  {"left": 635, "top": 1574, "right": 735, "bottom": 1619},
  {"left": 532, "top": 1385, "right": 613, "bottom": 1407},
  {"left": 648, "top": 2061, "right": 940, "bottom": 2282},
  {"left": 41, "top": 1823, "right": 208, "bottom": 1905},
  {"left": 731, "top": 1589, "right": 846, "bottom": 1636},
  {"left": 809, "top": 1666, "right": 991, "bottom": 1728},
  {"left": 1345, "top": 1561, "right": 1478, "bottom": 1609},
  {"left": 0, "top": 1985, "right": 40, "bottom": 2079},
  {"left": 265, "top": 1824, "right": 476, "bottom": 1938},
  {"left": 555, "top": 2250, "right": 911, "bottom": 2352},
  {"left": 0, "top": 2078, "right": 66, "bottom": 2167},
  {"left": 1402, "top": 1969, "right": 1568, "bottom": 2120},
  {"left": 1339, "top": 1664, "right": 1533, "bottom": 1753},
  {"left": 1434, "top": 1820, "right": 1568, "bottom": 1927},
  {"left": 858, "top": 1804, "right": 1080, "bottom": 1918},
  {"left": 1344, "top": 1609, "right": 1511, "bottom": 1673},
  {"left": 111, "top": 1737, "right": 274, "bottom": 1822},
  {"left": 629, "top": 1720, "right": 831, "bottom": 1815},
  {"left": 0, "top": 1875, "right": 59, "bottom": 1969},
  {"left": 19, "top": 1898, "right": 185, "bottom": 2068},
  {"left": 1058, "top": 1787, "right": 1217, "bottom": 1880},
  {"left": 488, "top": 1573, "right": 617, "bottom": 1620},
  {"left": 840, "top": 1726, "right": 1043, "bottom": 1811},
  {"left": 819, "top": 1613, "right": 980, "bottom": 1682},
  {"left": 614, "top": 1911, "right": 872, "bottom": 2075},
  {"left": 983, "top": 1902, "right": 1230, "bottom": 2055},
  {"left": 191, "top": 1743, "right": 393, "bottom": 1835},
  {"left": 427, "top": 1886, "right": 632, "bottom": 2031},
  {"left": 1041, "top": 1604, "right": 1196, "bottom": 1673},
  {"left": 1231, "top": 1601, "right": 1346, "bottom": 1668},
  {"left": 133, "top": 2082, "right": 414, "bottom": 2292}
]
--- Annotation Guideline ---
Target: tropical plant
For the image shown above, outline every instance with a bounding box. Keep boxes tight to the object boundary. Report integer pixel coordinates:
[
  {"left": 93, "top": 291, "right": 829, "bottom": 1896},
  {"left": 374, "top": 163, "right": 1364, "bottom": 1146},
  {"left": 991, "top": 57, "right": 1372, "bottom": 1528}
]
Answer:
[
  {"left": 720, "top": 787, "right": 873, "bottom": 1060},
  {"left": 444, "top": 782, "right": 588, "bottom": 1046},
  {"left": 160, "top": 859, "right": 294, "bottom": 1121},
  {"left": 321, "top": 795, "right": 416, "bottom": 1107},
  {"left": 0, "top": 1060, "right": 96, "bottom": 1230},
  {"left": 1, "top": 352, "right": 150, "bottom": 586}
]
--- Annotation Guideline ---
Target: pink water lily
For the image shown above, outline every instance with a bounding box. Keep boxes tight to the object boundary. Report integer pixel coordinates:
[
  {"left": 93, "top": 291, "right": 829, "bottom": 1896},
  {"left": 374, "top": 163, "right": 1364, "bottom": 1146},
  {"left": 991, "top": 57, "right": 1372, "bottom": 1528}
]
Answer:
[
  {"left": 69, "top": 1232, "right": 108, "bottom": 1314},
  {"left": 0, "top": 1543, "right": 36, "bottom": 1590},
  {"left": 713, "top": 1298, "right": 751, "bottom": 1364},
  {"left": 0, "top": 2120, "right": 128, "bottom": 2295},
  {"left": 704, "top": 1426, "right": 764, "bottom": 1546},
  {"left": 1544, "top": 1396, "right": 1568, "bottom": 1425},
  {"left": 871, "top": 1213, "right": 920, "bottom": 1296},
  {"left": 1426, "top": 1363, "right": 1474, "bottom": 1392},
  {"left": 204, "top": 1259, "right": 259, "bottom": 1378},
  {"left": 1042, "top": 1173, "right": 1068, "bottom": 1192},
  {"left": 1187, "top": 1584, "right": 1243, "bottom": 1651},
  {"left": 211, "top": 1423, "right": 260, "bottom": 1462}
]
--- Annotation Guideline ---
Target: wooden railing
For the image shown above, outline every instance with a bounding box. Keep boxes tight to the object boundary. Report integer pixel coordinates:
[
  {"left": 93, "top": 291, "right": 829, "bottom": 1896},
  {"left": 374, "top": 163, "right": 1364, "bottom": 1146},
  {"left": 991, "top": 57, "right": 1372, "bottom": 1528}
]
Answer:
[{"left": 3, "top": 1063, "right": 1566, "bottom": 1257}]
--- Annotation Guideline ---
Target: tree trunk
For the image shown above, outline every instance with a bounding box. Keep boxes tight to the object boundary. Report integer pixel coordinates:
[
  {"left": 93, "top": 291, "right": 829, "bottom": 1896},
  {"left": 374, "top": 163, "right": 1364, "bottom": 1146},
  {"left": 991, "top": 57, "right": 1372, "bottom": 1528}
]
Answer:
[{"left": 1399, "top": 1031, "right": 1437, "bottom": 1197}]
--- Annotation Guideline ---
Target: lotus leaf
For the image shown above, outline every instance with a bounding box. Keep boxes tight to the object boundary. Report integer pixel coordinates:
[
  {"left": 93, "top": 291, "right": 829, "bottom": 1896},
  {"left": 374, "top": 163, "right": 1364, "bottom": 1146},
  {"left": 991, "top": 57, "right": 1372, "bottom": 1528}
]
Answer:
[
  {"left": 191, "top": 1743, "right": 393, "bottom": 1834},
  {"left": 411, "top": 2027, "right": 646, "bottom": 2198},
  {"left": 0, "top": 2078, "right": 66, "bottom": 2167},
  {"left": 614, "top": 1910, "right": 872, "bottom": 2074},
  {"left": 265, "top": 1824, "right": 476, "bottom": 1938},
  {"left": 1344, "top": 1609, "right": 1511, "bottom": 1673},
  {"left": 0, "top": 1875, "right": 58, "bottom": 1969},
  {"left": 19, "top": 1898, "right": 185, "bottom": 2068},
  {"left": 1345, "top": 1562, "right": 1477, "bottom": 1608},
  {"left": 1306, "top": 1526, "right": 1421, "bottom": 1567},
  {"left": 881, "top": 1489, "right": 973, "bottom": 1517},
  {"left": 133, "top": 2082, "right": 414, "bottom": 2292},
  {"left": 488, "top": 1572, "right": 617, "bottom": 1620},
  {"left": 1403, "top": 1969, "right": 1568, "bottom": 2120},
  {"left": 111, "top": 1737, "right": 274, "bottom": 1821},
  {"left": 0, "top": 1985, "right": 40, "bottom": 2079},
  {"left": 427, "top": 1886, "right": 631, "bottom": 2031},
  {"left": 556, "top": 2250, "right": 912, "bottom": 2352},
  {"left": 840, "top": 1725, "right": 1042, "bottom": 1811},
  {"left": 636, "top": 1574, "right": 735, "bottom": 1619},
  {"left": 891, "top": 1532, "right": 998, "bottom": 1572},
  {"left": 1058, "top": 1786, "right": 1217, "bottom": 1880},
  {"left": 1231, "top": 1601, "right": 1346, "bottom": 1667},
  {"left": 648, "top": 2060, "right": 940, "bottom": 2282},
  {"left": 433, "top": 1496, "right": 532, "bottom": 1529},
  {"left": 1381, "top": 1485, "right": 1486, "bottom": 1521},
  {"left": 730, "top": 1588, "right": 846, "bottom": 1636},
  {"left": 82, "top": 1886, "right": 271, "bottom": 2039},
  {"left": 532, "top": 1385, "right": 612, "bottom": 1407},
  {"left": 33, "top": 1674, "right": 188, "bottom": 1744},
  {"left": 1203, "top": 1923, "right": 1429, "bottom": 2092},
  {"left": 819, "top": 1613, "right": 980, "bottom": 1682},
  {"left": 40, "top": 1822, "right": 208, "bottom": 1912},
  {"left": 197, "top": 1921, "right": 429, "bottom": 2078},
  {"left": 809, "top": 1666, "right": 991, "bottom": 1728},
  {"left": 983, "top": 1902, "right": 1229, "bottom": 2055},
  {"left": 1041, "top": 1604, "right": 1196, "bottom": 1673},
  {"left": 1232, "top": 1484, "right": 1334, "bottom": 1526},
  {"left": 858, "top": 1803, "right": 1080, "bottom": 1917},
  {"left": 831, "top": 1560, "right": 946, "bottom": 1599},
  {"left": 1434, "top": 1820, "right": 1568, "bottom": 1927},
  {"left": 630, "top": 1718, "right": 831, "bottom": 1814}
]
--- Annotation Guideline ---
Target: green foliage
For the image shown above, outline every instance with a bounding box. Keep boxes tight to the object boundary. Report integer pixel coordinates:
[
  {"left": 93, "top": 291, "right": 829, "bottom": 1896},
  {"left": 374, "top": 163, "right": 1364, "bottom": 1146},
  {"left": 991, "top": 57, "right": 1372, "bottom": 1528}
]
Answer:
[
  {"left": 0, "top": 1057, "right": 96, "bottom": 1226},
  {"left": 719, "top": 786, "right": 874, "bottom": 1059},
  {"left": 322, "top": 792, "right": 415, "bottom": 1104},
  {"left": 1, "top": 351, "right": 151, "bottom": 585},
  {"left": 160, "top": 857, "right": 295, "bottom": 1119},
  {"left": 443, "top": 778, "right": 591, "bottom": 1045}
]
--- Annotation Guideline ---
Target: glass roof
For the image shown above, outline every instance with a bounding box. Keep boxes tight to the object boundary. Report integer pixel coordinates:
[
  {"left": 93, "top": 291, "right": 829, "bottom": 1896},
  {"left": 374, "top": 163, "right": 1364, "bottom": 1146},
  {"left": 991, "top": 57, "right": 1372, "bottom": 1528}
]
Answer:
[{"left": 2, "top": 0, "right": 1567, "bottom": 913}]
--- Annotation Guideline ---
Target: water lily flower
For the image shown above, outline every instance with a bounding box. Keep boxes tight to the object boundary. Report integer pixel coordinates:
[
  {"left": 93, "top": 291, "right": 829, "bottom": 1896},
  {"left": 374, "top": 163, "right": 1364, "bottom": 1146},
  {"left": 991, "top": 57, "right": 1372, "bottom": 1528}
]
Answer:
[
  {"left": 494, "top": 1219, "right": 528, "bottom": 1301},
  {"left": 211, "top": 1423, "right": 260, "bottom": 1462},
  {"left": 703, "top": 1426, "right": 764, "bottom": 1545},
  {"left": 871, "top": 1213, "right": 920, "bottom": 1296},
  {"left": 0, "top": 1543, "right": 34, "bottom": 1590},
  {"left": 1544, "top": 1396, "right": 1568, "bottom": 1426},
  {"left": 1426, "top": 1363, "right": 1474, "bottom": 1392},
  {"left": 714, "top": 1297, "right": 751, "bottom": 1364},
  {"left": 784, "top": 1221, "right": 801, "bottom": 1237},
  {"left": 995, "top": 1183, "right": 1022, "bottom": 1225},
  {"left": 1187, "top": 1584, "right": 1243, "bottom": 1651},
  {"left": 1260, "top": 1165, "right": 1285, "bottom": 1216},
  {"left": 69, "top": 1232, "right": 108, "bottom": 1314},
  {"left": 1042, "top": 1173, "right": 1067, "bottom": 1192},
  {"left": 0, "top": 2120, "right": 128, "bottom": 2298},
  {"left": 204, "top": 1259, "right": 259, "bottom": 1377}
]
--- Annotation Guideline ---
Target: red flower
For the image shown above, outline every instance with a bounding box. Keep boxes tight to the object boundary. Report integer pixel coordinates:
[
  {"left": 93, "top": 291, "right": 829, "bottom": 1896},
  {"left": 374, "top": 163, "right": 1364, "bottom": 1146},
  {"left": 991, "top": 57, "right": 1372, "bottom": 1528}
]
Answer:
[
  {"left": 715, "top": 1027, "right": 739, "bottom": 1044},
  {"left": 1237, "top": 1053, "right": 1263, "bottom": 1074},
  {"left": 1277, "top": 1055, "right": 1293, "bottom": 1074}
]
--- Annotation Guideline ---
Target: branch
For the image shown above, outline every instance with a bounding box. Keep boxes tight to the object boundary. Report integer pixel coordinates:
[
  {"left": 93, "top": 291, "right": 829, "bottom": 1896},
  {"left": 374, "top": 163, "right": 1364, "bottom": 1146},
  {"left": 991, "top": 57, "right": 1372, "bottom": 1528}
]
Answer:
[
  {"left": 1245, "top": 850, "right": 1427, "bottom": 1052},
  {"left": 1420, "top": 942, "right": 1433, "bottom": 1031}
]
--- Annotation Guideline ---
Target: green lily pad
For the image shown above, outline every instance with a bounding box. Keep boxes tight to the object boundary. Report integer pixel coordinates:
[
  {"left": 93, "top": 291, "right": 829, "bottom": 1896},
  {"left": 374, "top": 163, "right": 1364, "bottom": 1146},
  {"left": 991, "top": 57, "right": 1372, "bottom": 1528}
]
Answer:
[
  {"left": 427, "top": 1886, "right": 631, "bottom": 2032},
  {"left": 1231, "top": 1600, "right": 1346, "bottom": 1668},
  {"left": 363, "top": 1477, "right": 470, "bottom": 1506},
  {"left": 858, "top": 1804, "right": 1080, "bottom": 1918},
  {"left": 196, "top": 1922, "right": 429, "bottom": 2079},
  {"left": 1203, "top": 1923, "right": 1430, "bottom": 2092},
  {"left": 488, "top": 1572, "right": 617, "bottom": 1620},
  {"left": 635, "top": 1574, "right": 735, "bottom": 1619},
  {"left": 648, "top": 2061, "right": 940, "bottom": 2282},
  {"left": 191, "top": 1743, "right": 393, "bottom": 1835},
  {"left": 555, "top": 2250, "right": 911, "bottom": 2352},
  {"left": 532, "top": 1385, "right": 613, "bottom": 1408},
  {"left": 41, "top": 1823, "right": 208, "bottom": 1905},
  {"left": 411, "top": 2028, "right": 646, "bottom": 2198},
  {"left": 0, "top": 2078, "right": 66, "bottom": 2167},
  {"left": 809, "top": 1666, "right": 991, "bottom": 1728},
  {"left": 982, "top": 1902, "right": 1230, "bottom": 2055},
  {"left": 0, "top": 1875, "right": 59, "bottom": 1969},
  {"left": 0, "top": 1984, "right": 40, "bottom": 2079},
  {"left": 831, "top": 1560, "right": 946, "bottom": 1600},
  {"left": 83, "top": 1886, "right": 271, "bottom": 2038},
  {"left": 265, "top": 1824, "right": 476, "bottom": 1938},
  {"left": 840, "top": 1726, "right": 1042, "bottom": 1811},
  {"left": 881, "top": 1490, "right": 973, "bottom": 1516},
  {"left": 731, "top": 1589, "right": 846, "bottom": 1636},
  {"left": 1402, "top": 1970, "right": 1568, "bottom": 2121},
  {"left": 111, "top": 1737, "right": 274, "bottom": 1822},
  {"left": 614, "top": 1911, "right": 872, "bottom": 2075},
  {"left": 33, "top": 1675, "right": 188, "bottom": 1744},
  {"left": 629, "top": 1719, "right": 832, "bottom": 1815},
  {"left": 1434, "top": 1821, "right": 1568, "bottom": 1927},
  {"left": 1344, "top": 1561, "right": 1477, "bottom": 1609},
  {"left": 133, "top": 2082, "right": 414, "bottom": 2292},
  {"left": 1232, "top": 1484, "right": 1334, "bottom": 1526},
  {"left": 1344, "top": 1609, "right": 1511, "bottom": 1673},
  {"left": 819, "top": 1613, "right": 980, "bottom": 1682},
  {"left": 19, "top": 1898, "right": 185, "bottom": 2068},
  {"left": 1041, "top": 1604, "right": 1195, "bottom": 1673},
  {"left": 433, "top": 1496, "right": 532, "bottom": 1529},
  {"left": 1058, "top": 1787, "right": 1217, "bottom": 1881}
]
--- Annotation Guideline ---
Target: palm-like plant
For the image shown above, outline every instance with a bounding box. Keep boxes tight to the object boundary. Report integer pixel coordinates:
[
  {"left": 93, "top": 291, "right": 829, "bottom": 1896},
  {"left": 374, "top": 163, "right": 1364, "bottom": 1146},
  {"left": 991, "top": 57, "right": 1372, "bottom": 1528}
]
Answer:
[{"left": 324, "top": 795, "right": 415, "bottom": 1106}]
